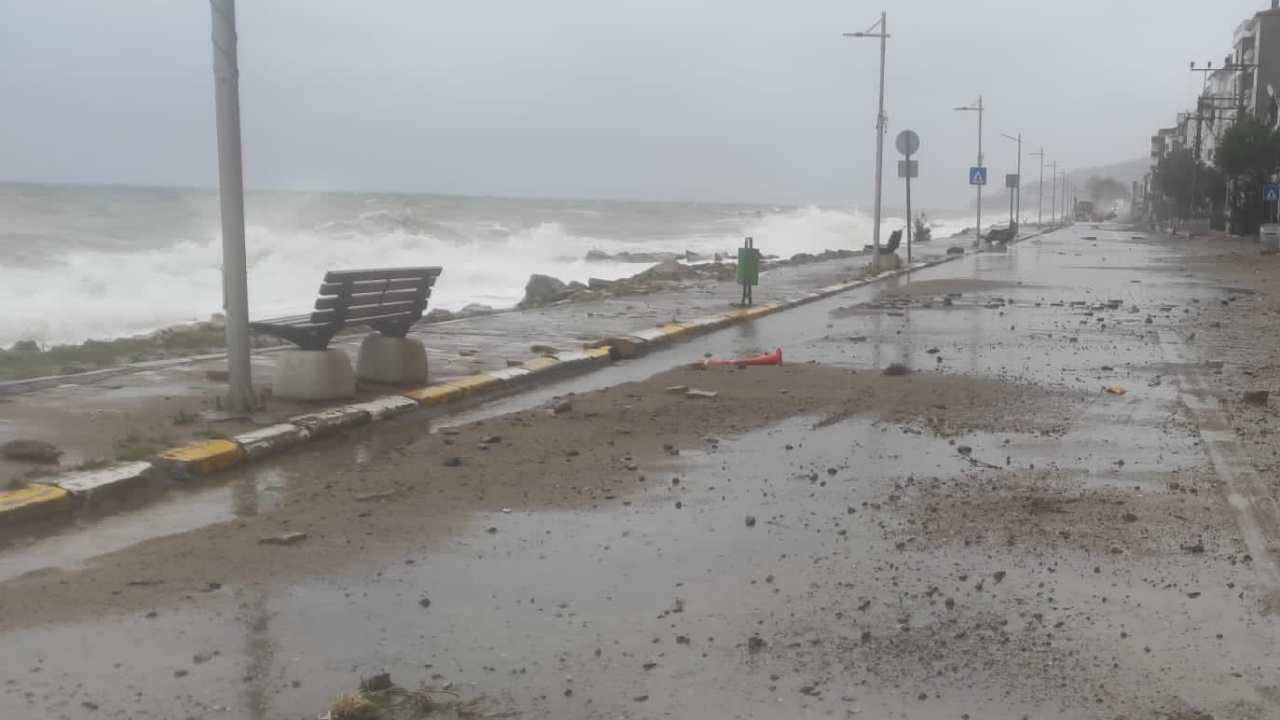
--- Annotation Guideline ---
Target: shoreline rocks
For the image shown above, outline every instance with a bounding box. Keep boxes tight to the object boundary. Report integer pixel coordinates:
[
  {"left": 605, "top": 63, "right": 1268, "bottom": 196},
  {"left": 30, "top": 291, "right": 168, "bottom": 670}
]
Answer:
[
  {"left": 514, "top": 246, "right": 880, "bottom": 311},
  {"left": 519, "top": 274, "right": 572, "bottom": 308},
  {"left": 584, "top": 249, "right": 710, "bottom": 264}
]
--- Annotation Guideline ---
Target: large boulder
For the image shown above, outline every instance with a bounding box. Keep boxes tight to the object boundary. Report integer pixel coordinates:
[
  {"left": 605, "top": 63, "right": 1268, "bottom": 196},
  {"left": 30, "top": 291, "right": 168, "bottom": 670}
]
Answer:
[
  {"left": 424, "top": 308, "right": 455, "bottom": 323},
  {"left": 458, "top": 303, "right": 496, "bottom": 317},
  {"left": 646, "top": 259, "right": 691, "bottom": 280},
  {"left": 519, "top": 274, "right": 571, "bottom": 308}
]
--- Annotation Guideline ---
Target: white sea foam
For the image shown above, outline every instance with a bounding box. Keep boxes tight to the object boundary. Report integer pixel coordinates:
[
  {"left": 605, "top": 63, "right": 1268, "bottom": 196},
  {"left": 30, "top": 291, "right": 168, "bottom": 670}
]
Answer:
[{"left": 0, "top": 204, "right": 968, "bottom": 347}]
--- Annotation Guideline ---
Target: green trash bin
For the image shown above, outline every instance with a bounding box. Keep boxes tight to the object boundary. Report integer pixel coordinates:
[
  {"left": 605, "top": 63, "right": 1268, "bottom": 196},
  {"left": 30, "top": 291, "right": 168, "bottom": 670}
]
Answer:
[{"left": 737, "top": 237, "right": 760, "bottom": 305}]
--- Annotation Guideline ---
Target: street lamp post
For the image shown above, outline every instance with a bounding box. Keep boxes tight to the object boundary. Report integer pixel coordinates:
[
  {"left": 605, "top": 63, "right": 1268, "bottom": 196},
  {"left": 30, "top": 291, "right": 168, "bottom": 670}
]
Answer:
[
  {"left": 844, "top": 12, "right": 889, "bottom": 257},
  {"left": 1029, "top": 146, "right": 1045, "bottom": 226},
  {"left": 209, "top": 0, "right": 257, "bottom": 414},
  {"left": 954, "top": 96, "right": 985, "bottom": 245},
  {"left": 1001, "top": 132, "right": 1022, "bottom": 228},
  {"left": 1047, "top": 161, "right": 1059, "bottom": 224}
]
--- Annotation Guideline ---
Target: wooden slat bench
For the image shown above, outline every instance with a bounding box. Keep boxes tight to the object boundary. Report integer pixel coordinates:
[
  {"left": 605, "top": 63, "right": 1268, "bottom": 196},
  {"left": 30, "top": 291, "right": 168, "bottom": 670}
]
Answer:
[
  {"left": 251, "top": 267, "right": 443, "bottom": 350},
  {"left": 985, "top": 227, "right": 1014, "bottom": 244},
  {"left": 251, "top": 267, "right": 443, "bottom": 399}
]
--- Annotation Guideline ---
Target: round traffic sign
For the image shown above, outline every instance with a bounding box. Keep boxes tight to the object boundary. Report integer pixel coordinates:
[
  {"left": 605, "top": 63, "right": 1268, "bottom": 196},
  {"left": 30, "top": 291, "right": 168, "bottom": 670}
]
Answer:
[{"left": 895, "top": 130, "right": 920, "bottom": 156}]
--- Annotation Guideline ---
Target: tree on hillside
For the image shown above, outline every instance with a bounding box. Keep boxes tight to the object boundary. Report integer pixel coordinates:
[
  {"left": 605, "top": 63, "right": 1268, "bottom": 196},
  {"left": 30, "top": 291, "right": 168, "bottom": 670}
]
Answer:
[
  {"left": 1152, "top": 148, "right": 1225, "bottom": 223},
  {"left": 1214, "top": 117, "right": 1280, "bottom": 235}
]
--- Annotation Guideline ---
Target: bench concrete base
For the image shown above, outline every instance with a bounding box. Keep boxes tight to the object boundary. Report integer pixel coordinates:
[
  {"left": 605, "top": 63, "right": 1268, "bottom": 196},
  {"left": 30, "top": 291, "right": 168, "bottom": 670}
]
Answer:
[
  {"left": 873, "top": 253, "right": 902, "bottom": 271},
  {"left": 356, "top": 335, "right": 428, "bottom": 384},
  {"left": 273, "top": 349, "right": 357, "bottom": 401}
]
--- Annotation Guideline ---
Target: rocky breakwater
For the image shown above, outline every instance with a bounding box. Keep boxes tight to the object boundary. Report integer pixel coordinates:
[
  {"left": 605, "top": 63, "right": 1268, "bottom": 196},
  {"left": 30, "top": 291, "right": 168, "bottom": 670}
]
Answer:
[
  {"left": 517, "top": 247, "right": 868, "bottom": 310},
  {"left": 518, "top": 259, "right": 738, "bottom": 310}
]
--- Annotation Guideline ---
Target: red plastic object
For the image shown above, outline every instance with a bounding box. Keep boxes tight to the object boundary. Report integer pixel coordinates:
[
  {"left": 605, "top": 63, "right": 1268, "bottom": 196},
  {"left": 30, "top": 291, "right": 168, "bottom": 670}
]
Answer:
[{"left": 704, "top": 348, "right": 783, "bottom": 367}]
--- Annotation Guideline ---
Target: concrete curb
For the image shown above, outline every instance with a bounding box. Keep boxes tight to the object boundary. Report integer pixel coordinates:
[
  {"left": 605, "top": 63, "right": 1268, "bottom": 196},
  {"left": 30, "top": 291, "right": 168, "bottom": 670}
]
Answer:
[
  {"left": 0, "top": 484, "right": 72, "bottom": 523},
  {"left": 0, "top": 237, "right": 1060, "bottom": 528},
  {"left": 45, "top": 461, "right": 154, "bottom": 501},
  {"left": 153, "top": 439, "right": 246, "bottom": 480}
]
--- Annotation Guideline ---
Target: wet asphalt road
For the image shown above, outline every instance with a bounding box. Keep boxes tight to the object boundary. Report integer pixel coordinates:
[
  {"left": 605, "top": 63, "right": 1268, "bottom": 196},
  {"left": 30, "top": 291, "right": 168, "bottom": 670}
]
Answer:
[{"left": 3, "top": 225, "right": 1279, "bottom": 720}]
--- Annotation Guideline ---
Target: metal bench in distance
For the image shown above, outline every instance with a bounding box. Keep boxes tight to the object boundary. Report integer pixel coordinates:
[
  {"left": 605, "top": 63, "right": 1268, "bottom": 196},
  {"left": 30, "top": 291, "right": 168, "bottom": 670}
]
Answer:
[{"left": 251, "top": 267, "right": 443, "bottom": 400}]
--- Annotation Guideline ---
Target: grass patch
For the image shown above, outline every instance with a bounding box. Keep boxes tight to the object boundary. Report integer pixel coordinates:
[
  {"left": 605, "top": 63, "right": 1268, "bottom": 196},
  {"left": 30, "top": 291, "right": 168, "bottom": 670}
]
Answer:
[
  {"left": 22, "top": 468, "right": 58, "bottom": 480},
  {"left": 173, "top": 409, "right": 199, "bottom": 426},
  {"left": 5, "top": 478, "right": 29, "bottom": 491},
  {"left": 0, "top": 323, "right": 287, "bottom": 383},
  {"left": 198, "top": 429, "right": 230, "bottom": 441},
  {"left": 115, "top": 433, "right": 176, "bottom": 462},
  {"left": 76, "top": 458, "right": 113, "bottom": 471}
]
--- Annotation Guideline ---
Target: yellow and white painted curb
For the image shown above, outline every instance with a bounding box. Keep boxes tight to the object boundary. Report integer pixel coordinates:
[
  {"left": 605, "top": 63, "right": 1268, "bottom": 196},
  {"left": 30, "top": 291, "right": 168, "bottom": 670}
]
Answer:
[
  {"left": 0, "top": 484, "right": 72, "bottom": 524},
  {"left": 153, "top": 439, "right": 246, "bottom": 479},
  {"left": 441, "top": 373, "right": 502, "bottom": 398},
  {"left": 235, "top": 423, "right": 313, "bottom": 460},
  {"left": 347, "top": 395, "right": 420, "bottom": 421},
  {"left": 291, "top": 407, "right": 373, "bottom": 438},
  {"left": 403, "top": 382, "right": 464, "bottom": 407},
  {"left": 46, "top": 461, "right": 154, "bottom": 500},
  {"left": 485, "top": 366, "right": 534, "bottom": 385}
]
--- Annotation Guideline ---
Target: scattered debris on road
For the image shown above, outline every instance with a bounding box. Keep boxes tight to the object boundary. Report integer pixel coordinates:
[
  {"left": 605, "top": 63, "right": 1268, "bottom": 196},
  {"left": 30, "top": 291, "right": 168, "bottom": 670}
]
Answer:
[
  {"left": 1242, "top": 390, "right": 1270, "bottom": 406},
  {"left": 259, "top": 532, "right": 308, "bottom": 546}
]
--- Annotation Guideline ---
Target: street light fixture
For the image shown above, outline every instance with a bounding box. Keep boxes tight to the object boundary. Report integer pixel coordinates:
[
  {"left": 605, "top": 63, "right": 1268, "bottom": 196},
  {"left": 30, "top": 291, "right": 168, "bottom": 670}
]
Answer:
[
  {"left": 954, "top": 97, "right": 984, "bottom": 245},
  {"left": 1001, "top": 132, "right": 1022, "bottom": 228},
  {"left": 844, "top": 12, "right": 889, "bottom": 257}
]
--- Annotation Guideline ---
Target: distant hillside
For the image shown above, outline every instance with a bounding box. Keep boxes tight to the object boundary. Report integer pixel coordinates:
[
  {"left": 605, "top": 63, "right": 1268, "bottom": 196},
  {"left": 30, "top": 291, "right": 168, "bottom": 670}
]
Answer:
[
  {"left": 1024, "top": 157, "right": 1149, "bottom": 202},
  {"left": 972, "top": 157, "right": 1150, "bottom": 212}
]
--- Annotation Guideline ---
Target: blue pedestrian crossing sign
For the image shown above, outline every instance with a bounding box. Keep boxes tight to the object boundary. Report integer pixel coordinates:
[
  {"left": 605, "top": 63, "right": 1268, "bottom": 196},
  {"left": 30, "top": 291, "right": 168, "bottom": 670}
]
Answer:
[
  {"left": 1265, "top": 183, "right": 1280, "bottom": 203},
  {"left": 969, "top": 167, "right": 988, "bottom": 186}
]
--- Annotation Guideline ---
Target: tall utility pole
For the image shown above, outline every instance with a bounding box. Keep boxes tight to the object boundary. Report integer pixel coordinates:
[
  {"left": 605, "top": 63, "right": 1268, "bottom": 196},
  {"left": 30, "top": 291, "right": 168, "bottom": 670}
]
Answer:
[
  {"left": 1183, "top": 102, "right": 1202, "bottom": 221},
  {"left": 1002, "top": 132, "right": 1023, "bottom": 224},
  {"left": 1063, "top": 172, "right": 1071, "bottom": 221},
  {"left": 1186, "top": 61, "right": 1235, "bottom": 222},
  {"left": 954, "top": 96, "right": 985, "bottom": 245},
  {"left": 1048, "top": 161, "right": 1059, "bottom": 224},
  {"left": 210, "top": 0, "right": 257, "bottom": 413},
  {"left": 1029, "top": 146, "right": 1045, "bottom": 226},
  {"left": 845, "top": 12, "right": 889, "bottom": 257}
]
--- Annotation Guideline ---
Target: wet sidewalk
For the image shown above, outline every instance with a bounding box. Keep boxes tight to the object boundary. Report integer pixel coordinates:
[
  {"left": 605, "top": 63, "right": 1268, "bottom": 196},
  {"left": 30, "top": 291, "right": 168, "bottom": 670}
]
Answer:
[{"left": 0, "top": 246, "right": 950, "bottom": 485}]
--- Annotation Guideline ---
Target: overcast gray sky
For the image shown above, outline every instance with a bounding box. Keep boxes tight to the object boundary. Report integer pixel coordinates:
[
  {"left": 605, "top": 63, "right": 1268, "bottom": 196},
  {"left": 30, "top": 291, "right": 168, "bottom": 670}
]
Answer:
[{"left": 0, "top": 0, "right": 1268, "bottom": 208}]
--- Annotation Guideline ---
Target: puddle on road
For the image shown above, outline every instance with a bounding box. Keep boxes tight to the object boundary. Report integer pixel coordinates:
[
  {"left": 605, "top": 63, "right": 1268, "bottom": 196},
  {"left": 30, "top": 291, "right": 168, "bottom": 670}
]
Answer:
[
  {"left": 3, "top": 408, "right": 1273, "bottom": 720},
  {"left": 0, "top": 484, "right": 239, "bottom": 583}
]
